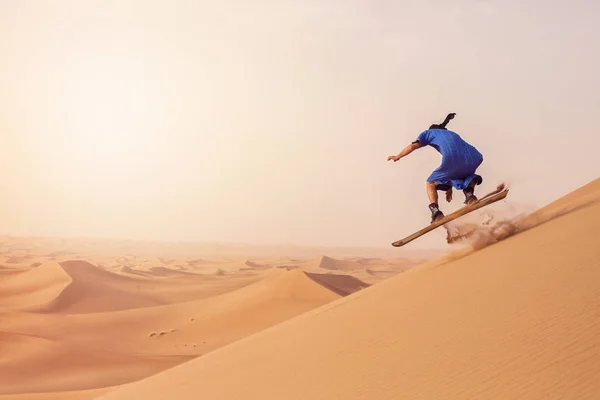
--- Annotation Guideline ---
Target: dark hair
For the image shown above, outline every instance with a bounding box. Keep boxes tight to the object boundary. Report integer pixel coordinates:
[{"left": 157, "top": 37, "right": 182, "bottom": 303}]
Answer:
[{"left": 429, "top": 113, "right": 456, "bottom": 130}]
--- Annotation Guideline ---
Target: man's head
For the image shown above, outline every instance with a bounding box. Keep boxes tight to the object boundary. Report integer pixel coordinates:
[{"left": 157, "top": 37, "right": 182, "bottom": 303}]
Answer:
[{"left": 429, "top": 113, "right": 456, "bottom": 130}]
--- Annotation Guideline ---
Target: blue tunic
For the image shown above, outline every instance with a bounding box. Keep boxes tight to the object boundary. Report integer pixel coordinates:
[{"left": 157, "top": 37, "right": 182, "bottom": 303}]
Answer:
[{"left": 415, "top": 129, "right": 483, "bottom": 191}]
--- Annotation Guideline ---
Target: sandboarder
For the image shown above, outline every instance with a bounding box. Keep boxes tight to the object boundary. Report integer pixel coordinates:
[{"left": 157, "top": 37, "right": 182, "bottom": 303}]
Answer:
[{"left": 387, "top": 113, "right": 484, "bottom": 224}]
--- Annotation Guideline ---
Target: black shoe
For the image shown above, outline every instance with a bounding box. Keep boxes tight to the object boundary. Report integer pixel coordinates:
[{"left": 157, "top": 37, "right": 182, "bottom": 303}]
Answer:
[
  {"left": 431, "top": 210, "right": 445, "bottom": 223},
  {"left": 465, "top": 194, "right": 478, "bottom": 205},
  {"left": 429, "top": 203, "right": 445, "bottom": 224},
  {"left": 463, "top": 187, "right": 478, "bottom": 205}
]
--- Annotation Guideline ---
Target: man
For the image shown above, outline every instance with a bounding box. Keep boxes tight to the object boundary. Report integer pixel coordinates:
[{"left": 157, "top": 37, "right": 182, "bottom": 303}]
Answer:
[{"left": 387, "top": 113, "right": 483, "bottom": 223}]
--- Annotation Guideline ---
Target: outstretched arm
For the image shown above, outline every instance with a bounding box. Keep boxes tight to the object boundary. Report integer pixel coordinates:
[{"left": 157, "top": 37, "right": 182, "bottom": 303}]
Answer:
[{"left": 387, "top": 141, "right": 420, "bottom": 162}]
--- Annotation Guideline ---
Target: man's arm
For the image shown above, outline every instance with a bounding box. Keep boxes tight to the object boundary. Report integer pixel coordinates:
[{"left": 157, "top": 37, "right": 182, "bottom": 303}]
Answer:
[{"left": 388, "top": 141, "right": 421, "bottom": 162}]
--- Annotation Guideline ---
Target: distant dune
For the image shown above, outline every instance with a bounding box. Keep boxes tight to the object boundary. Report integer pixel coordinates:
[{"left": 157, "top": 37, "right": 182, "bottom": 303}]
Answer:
[
  {"left": 0, "top": 262, "right": 71, "bottom": 310},
  {"left": 364, "top": 267, "right": 398, "bottom": 279},
  {"left": 305, "top": 272, "right": 369, "bottom": 296},
  {"left": 242, "top": 260, "right": 272, "bottom": 270},
  {"left": 319, "top": 255, "right": 365, "bottom": 271},
  {"left": 146, "top": 266, "right": 199, "bottom": 277},
  {"left": 27, "top": 260, "right": 166, "bottom": 314},
  {"left": 98, "top": 178, "right": 600, "bottom": 400},
  {"left": 0, "top": 267, "right": 343, "bottom": 395},
  {"left": 1, "top": 260, "right": 265, "bottom": 315}
]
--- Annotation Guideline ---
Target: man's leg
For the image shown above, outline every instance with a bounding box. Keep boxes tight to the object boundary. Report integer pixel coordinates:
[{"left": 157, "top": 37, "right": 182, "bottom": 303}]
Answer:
[
  {"left": 426, "top": 181, "right": 444, "bottom": 223},
  {"left": 426, "top": 181, "right": 439, "bottom": 204}
]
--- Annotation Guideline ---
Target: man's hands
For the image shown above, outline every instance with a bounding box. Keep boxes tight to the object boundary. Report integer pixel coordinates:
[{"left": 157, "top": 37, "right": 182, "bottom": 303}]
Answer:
[
  {"left": 387, "top": 142, "right": 420, "bottom": 163},
  {"left": 445, "top": 188, "right": 453, "bottom": 203}
]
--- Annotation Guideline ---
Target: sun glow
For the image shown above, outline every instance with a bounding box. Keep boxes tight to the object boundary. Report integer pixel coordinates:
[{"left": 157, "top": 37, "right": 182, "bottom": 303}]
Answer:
[{"left": 60, "top": 57, "right": 162, "bottom": 169}]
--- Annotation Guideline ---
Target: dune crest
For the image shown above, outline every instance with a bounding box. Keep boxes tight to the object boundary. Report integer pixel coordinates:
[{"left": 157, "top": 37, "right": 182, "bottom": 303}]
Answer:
[
  {"left": 446, "top": 178, "right": 600, "bottom": 251},
  {"left": 319, "top": 256, "right": 364, "bottom": 271},
  {"left": 0, "top": 262, "right": 71, "bottom": 310},
  {"left": 11, "top": 260, "right": 260, "bottom": 314},
  {"left": 26, "top": 261, "right": 164, "bottom": 314}
]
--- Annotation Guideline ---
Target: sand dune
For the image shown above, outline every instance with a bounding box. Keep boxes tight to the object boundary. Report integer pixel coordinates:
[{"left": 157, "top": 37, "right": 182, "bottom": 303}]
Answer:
[
  {"left": 0, "top": 268, "right": 342, "bottom": 394},
  {"left": 0, "top": 236, "right": 434, "bottom": 276},
  {"left": 2, "top": 260, "right": 263, "bottom": 314},
  {"left": 72, "top": 269, "right": 335, "bottom": 355},
  {"left": 318, "top": 255, "right": 418, "bottom": 275},
  {"left": 446, "top": 178, "right": 600, "bottom": 251},
  {"left": 319, "top": 255, "right": 365, "bottom": 271},
  {"left": 0, "top": 262, "right": 71, "bottom": 310},
  {"left": 364, "top": 267, "right": 398, "bottom": 279},
  {"left": 316, "top": 255, "right": 418, "bottom": 284},
  {"left": 5, "top": 182, "right": 597, "bottom": 399},
  {"left": 0, "top": 331, "right": 190, "bottom": 396},
  {"left": 119, "top": 265, "right": 151, "bottom": 276},
  {"left": 99, "top": 178, "right": 600, "bottom": 400},
  {"left": 305, "top": 272, "right": 369, "bottom": 296},
  {"left": 241, "top": 260, "right": 273, "bottom": 271},
  {"left": 144, "top": 266, "right": 200, "bottom": 277},
  {"left": 28, "top": 260, "right": 166, "bottom": 314}
]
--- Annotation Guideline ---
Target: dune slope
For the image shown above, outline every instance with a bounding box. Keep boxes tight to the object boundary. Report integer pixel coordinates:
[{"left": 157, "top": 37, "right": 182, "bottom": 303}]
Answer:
[
  {"left": 0, "top": 332, "right": 190, "bottom": 395},
  {"left": 305, "top": 272, "right": 369, "bottom": 296},
  {"left": 0, "top": 263, "right": 71, "bottom": 310},
  {"left": 33, "top": 260, "right": 165, "bottom": 313},
  {"left": 0, "top": 269, "right": 341, "bottom": 395},
  {"left": 99, "top": 178, "right": 600, "bottom": 400},
  {"left": 5, "top": 269, "right": 340, "bottom": 353}
]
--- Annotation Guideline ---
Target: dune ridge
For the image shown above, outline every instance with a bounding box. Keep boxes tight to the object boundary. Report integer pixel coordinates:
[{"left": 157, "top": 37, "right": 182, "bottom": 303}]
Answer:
[
  {"left": 0, "top": 262, "right": 71, "bottom": 310},
  {"left": 2, "top": 259, "right": 267, "bottom": 315},
  {"left": 446, "top": 178, "right": 600, "bottom": 251},
  {"left": 29, "top": 261, "right": 165, "bottom": 314}
]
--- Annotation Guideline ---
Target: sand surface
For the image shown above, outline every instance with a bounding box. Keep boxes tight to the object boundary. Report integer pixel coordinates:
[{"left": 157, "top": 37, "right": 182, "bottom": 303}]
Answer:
[
  {"left": 2, "top": 178, "right": 599, "bottom": 399},
  {"left": 0, "top": 237, "right": 423, "bottom": 398},
  {"left": 93, "top": 178, "right": 600, "bottom": 400}
]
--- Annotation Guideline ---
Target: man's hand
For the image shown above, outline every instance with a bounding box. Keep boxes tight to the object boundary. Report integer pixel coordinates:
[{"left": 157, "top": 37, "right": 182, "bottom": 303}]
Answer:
[
  {"left": 388, "top": 142, "right": 420, "bottom": 163},
  {"left": 446, "top": 188, "right": 453, "bottom": 203}
]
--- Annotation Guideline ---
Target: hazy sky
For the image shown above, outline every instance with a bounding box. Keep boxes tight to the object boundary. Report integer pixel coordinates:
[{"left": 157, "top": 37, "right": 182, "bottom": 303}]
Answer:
[{"left": 1, "top": 0, "right": 598, "bottom": 250}]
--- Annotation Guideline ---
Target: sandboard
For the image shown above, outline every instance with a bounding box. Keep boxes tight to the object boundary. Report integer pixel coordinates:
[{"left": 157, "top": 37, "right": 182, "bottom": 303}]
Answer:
[{"left": 391, "top": 184, "right": 509, "bottom": 247}]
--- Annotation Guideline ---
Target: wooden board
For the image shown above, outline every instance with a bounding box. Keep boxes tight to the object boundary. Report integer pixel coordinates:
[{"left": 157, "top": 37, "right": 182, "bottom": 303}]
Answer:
[{"left": 392, "top": 184, "right": 509, "bottom": 247}]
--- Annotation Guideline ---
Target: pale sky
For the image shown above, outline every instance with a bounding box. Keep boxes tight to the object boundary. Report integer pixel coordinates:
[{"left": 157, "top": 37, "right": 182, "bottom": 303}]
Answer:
[{"left": 0, "top": 0, "right": 598, "bottom": 250}]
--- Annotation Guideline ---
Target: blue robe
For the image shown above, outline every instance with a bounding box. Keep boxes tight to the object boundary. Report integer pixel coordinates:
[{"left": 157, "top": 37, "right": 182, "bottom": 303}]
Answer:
[{"left": 415, "top": 129, "right": 483, "bottom": 191}]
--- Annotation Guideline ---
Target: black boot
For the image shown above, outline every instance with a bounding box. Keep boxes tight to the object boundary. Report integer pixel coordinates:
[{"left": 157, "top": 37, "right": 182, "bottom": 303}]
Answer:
[
  {"left": 463, "top": 186, "right": 478, "bottom": 205},
  {"left": 429, "top": 203, "right": 444, "bottom": 224}
]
